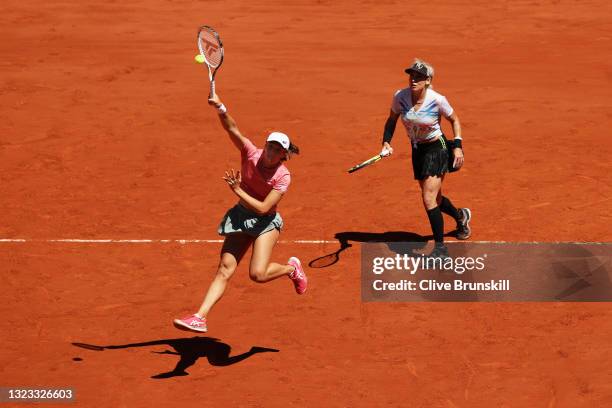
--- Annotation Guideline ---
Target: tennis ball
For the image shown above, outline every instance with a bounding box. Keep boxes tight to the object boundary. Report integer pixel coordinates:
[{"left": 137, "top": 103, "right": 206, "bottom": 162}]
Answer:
[{"left": 194, "top": 54, "right": 205, "bottom": 64}]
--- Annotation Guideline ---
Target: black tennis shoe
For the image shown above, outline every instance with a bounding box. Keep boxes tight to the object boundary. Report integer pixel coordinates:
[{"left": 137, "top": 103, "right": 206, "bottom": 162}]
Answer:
[{"left": 456, "top": 208, "right": 472, "bottom": 240}]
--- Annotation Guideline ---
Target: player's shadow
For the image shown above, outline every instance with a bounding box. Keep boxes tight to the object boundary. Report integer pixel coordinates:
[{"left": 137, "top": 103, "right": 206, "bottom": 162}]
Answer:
[
  {"left": 308, "top": 231, "right": 455, "bottom": 268},
  {"left": 72, "top": 336, "right": 278, "bottom": 379}
]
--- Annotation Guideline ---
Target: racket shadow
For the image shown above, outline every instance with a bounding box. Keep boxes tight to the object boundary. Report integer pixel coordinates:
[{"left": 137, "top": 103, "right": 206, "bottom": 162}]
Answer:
[
  {"left": 309, "top": 231, "right": 455, "bottom": 268},
  {"left": 72, "top": 337, "right": 278, "bottom": 379}
]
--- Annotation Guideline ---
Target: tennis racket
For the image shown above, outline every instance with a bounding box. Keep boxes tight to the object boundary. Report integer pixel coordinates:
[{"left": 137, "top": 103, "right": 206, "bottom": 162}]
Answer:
[
  {"left": 348, "top": 154, "right": 384, "bottom": 173},
  {"left": 197, "top": 25, "right": 224, "bottom": 97}
]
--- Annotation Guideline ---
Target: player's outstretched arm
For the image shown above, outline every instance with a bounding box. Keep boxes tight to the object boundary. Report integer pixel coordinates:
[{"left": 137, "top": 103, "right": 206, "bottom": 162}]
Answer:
[{"left": 208, "top": 93, "right": 249, "bottom": 151}]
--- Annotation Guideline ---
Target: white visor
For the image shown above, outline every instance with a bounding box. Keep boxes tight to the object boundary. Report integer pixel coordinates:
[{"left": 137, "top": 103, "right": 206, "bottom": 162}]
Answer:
[{"left": 266, "top": 132, "right": 290, "bottom": 151}]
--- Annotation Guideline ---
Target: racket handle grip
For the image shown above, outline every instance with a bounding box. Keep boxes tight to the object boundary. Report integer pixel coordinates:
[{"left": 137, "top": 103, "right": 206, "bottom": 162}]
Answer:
[{"left": 209, "top": 80, "right": 216, "bottom": 98}]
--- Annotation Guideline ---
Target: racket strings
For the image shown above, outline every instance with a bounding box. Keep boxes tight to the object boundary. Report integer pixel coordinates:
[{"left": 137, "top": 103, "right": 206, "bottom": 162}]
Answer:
[{"left": 198, "top": 30, "right": 223, "bottom": 67}]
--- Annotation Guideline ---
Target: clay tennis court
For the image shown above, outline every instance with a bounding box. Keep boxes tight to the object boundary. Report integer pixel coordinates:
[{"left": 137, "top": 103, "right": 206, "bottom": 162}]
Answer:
[{"left": 2, "top": 0, "right": 611, "bottom": 406}]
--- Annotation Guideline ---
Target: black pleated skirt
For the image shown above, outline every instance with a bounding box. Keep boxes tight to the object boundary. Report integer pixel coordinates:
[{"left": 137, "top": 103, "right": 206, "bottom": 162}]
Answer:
[{"left": 411, "top": 135, "right": 451, "bottom": 180}]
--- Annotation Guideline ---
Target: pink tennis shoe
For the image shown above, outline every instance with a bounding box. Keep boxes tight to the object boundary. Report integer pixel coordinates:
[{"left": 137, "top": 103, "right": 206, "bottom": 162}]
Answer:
[
  {"left": 288, "top": 256, "right": 307, "bottom": 294},
  {"left": 173, "top": 314, "right": 208, "bottom": 333}
]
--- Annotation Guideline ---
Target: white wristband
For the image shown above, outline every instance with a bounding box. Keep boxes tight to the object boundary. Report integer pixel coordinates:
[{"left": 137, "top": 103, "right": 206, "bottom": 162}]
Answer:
[{"left": 216, "top": 104, "right": 227, "bottom": 114}]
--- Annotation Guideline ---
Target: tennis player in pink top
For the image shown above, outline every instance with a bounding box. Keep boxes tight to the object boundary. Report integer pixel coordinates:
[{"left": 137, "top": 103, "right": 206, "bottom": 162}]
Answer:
[{"left": 173, "top": 92, "right": 307, "bottom": 333}]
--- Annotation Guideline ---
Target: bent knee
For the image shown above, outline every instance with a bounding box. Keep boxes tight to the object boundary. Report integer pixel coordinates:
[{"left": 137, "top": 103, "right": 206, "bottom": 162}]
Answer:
[
  {"left": 249, "top": 267, "right": 267, "bottom": 283},
  {"left": 216, "top": 262, "right": 236, "bottom": 280},
  {"left": 422, "top": 194, "right": 438, "bottom": 208}
]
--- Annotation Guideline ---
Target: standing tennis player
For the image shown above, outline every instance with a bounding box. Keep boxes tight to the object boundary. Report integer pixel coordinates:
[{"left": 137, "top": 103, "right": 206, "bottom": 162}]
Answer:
[
  {"left": 381, "top": 58, "right": 471, "bottom": 258},
  {"left": 173, "top": 93, "right": 307, "bottom": 333}
]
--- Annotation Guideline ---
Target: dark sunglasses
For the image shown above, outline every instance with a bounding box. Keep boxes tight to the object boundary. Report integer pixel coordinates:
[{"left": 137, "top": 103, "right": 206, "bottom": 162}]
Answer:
[{"left": 410, "top": 73, "right": 428, "bottom": 82}]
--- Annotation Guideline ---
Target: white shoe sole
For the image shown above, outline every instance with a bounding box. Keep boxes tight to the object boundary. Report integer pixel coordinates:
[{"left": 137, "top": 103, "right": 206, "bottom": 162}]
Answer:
[
  {"left": 463, "top": 208, "right": 472, "bottom": 224},
  {"left": 457, "top": 208, "right": 472, "bottom": 240}
]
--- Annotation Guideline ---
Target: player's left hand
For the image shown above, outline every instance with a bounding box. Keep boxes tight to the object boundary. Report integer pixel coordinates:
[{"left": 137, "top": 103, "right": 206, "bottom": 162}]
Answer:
[
  {"left": 453, "top": 148, "right": 464, "bottom": 169},
  {"left": 223, "top": 169, "right": 241, "bottom": 190}
]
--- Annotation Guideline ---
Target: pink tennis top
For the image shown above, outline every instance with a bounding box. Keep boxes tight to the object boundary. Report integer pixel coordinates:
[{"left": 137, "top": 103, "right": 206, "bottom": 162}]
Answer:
[{"left": 240, "top": 138, "right": 291, "bottom": 213}]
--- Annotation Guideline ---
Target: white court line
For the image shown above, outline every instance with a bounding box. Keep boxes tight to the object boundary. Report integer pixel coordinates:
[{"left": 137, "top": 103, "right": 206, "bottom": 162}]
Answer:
[
  {"left": 0, "top": 239, "right": 609, "bottom": 244},
  {"left": 0, "top": 238, "right": 334, "bottom": 244}
]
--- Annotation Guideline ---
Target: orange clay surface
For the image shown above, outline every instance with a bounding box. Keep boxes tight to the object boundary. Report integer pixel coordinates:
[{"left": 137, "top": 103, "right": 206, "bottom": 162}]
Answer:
[{"left": 1, "top": 1, "right": 612, "bottom": 407}]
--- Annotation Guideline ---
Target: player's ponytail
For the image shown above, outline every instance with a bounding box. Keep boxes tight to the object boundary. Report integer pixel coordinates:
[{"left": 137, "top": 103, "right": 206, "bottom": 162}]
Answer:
[{"left": 283, "top": 143, "right": 299, "bottom": 161}]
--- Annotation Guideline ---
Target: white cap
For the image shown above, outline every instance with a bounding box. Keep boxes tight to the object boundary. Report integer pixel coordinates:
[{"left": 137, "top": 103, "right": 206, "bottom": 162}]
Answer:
[{"left": 266, "top": 132, "right": 290, "bottom": 151}]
